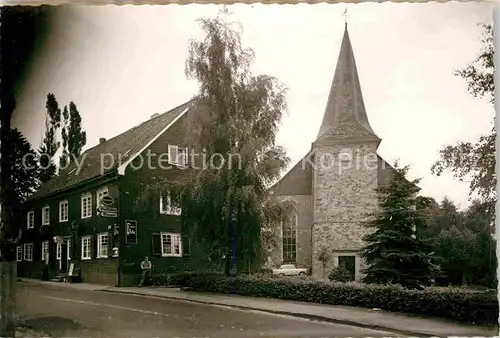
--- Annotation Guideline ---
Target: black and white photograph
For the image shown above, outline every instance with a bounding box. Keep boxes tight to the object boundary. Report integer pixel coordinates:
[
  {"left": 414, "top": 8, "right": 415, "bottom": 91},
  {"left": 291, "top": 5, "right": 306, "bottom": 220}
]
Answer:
[{"left": 1, "top": 2, "right": 498, "bottom": 337}]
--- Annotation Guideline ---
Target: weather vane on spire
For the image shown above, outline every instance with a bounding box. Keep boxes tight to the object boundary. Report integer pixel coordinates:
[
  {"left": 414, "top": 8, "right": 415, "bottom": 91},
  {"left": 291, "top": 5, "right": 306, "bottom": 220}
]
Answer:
[{"left": 343, "top": 8, "right": 348, "bottom": 27}]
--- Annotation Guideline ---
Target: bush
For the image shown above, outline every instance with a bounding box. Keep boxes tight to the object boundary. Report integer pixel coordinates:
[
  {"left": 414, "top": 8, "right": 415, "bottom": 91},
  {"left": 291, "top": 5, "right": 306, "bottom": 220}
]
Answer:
[
  {"left": 181, "top": 273, "right": 498, "bottom": 325},
  {"left": 328, "top": 266, "right": 353, "bottom": 282},
  {"left": 151, "top": 271, "right": 222, "bottom": 287}
]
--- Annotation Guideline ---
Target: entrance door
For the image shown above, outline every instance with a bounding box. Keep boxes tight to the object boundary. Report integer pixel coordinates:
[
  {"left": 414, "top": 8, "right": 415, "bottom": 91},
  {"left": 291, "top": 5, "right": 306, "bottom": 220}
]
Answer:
[
  {"left": 61, "top": 243, "right": 68, "bottom": 273},
  {"left": 338, "top": 255, "right": 356, "bottom": 281}
]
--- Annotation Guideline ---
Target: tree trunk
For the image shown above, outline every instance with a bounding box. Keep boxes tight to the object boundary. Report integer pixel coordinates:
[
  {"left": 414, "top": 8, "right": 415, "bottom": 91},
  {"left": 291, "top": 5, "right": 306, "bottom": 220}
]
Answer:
[{"left": 0, "top": 262, "right": 16, "bottom": 337}]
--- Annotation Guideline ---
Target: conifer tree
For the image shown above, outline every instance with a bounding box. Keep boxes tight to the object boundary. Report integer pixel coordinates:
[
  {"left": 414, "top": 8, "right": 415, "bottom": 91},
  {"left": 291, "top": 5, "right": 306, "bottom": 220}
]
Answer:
[
  {"left": 60, "top": 101, "right": 87, "bottom": 168},
  {"left": 38, "top": 93, "right": 61, "bottom": 183},
  {"left": 361, "top": 162, "right": 437, "bottom": 290}
]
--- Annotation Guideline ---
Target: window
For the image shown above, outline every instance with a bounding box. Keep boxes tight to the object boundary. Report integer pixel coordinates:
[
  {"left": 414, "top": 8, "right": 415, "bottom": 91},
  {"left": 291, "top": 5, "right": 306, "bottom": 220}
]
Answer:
[
  {"left": 161, "top": 233, "right": 182, "bottom": 257},
  {"left": 160, "top": 191, "right": 181, "bottom": 215},
  {"left": 282, "top": 212, "right": 297, "bottom": 264},
  {"left": 16, "top": 246, "right": 22, "bottom": 262},
  {"left": 338, "top": 255, "right": 356, "bottom": 281},
  {"left": 56, "top": 242, "right": 62, "bottom": 260},
  {"left": 59, "top": 200, "right": 68, "bottom": 222},
  {"left": 96, "top": 187, "right": 109, "bottom": 209},
  {"left": 81, "top": 236, "right": 91, "bottom": 260},
  {"left": 41, "top": 241, "right": 49, "bottom": 262},
  {"left": 167, "top": 144, "right": 188, "bottom": 166},
  {"left": 178, "top": 147, "right": 188, "bottom": 166},
  {"left": 27, "top": 211, "right": 34, "bottom": 229},
  {"left": 97, "top": 233, "right": 108, "bottom": 258},
  {"left": 81, "top": 193, "right": 92, "bottom": 219},
  {"left": 42, "top": 206, "right": 50, "bottom": 226},
  {"left": 23, "top": 243, "right": 33, "bottom": 261}
]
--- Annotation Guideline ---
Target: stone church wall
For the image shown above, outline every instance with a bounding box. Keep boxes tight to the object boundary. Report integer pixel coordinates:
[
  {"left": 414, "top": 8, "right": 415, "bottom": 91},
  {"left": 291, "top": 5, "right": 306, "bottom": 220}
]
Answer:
[{"left": 311, "top": 142, "right": 379, "bottom": 280}]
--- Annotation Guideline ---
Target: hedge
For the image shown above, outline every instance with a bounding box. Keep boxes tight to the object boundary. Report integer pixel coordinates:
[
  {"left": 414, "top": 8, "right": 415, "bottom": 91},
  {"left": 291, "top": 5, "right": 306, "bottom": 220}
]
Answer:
[{"left": 171, "top": 273, "right": 498, "bottom": 325}]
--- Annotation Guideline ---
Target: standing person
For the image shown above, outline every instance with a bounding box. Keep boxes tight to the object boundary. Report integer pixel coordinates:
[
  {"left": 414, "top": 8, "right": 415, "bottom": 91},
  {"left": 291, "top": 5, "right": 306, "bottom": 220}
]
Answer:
[{"left": 138, "top": 256, "right": 152, "bottom": 287}]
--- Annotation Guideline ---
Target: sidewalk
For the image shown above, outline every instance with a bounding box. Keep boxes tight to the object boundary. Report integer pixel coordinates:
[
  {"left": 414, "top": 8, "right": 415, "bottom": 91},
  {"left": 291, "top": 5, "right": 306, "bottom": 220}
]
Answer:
[{"left": 19, "top": 278, "right": 498, "bottom": 337}]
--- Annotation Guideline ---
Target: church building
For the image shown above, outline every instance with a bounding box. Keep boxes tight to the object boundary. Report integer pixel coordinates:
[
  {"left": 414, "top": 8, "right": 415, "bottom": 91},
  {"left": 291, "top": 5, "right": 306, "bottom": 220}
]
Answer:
[{"left": 268, "top": 24, "right": 398, "bottom": 280}]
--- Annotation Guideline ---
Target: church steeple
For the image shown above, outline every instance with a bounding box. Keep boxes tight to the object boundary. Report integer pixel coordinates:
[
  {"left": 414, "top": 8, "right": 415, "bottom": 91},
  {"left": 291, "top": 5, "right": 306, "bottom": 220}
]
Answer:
[{"left": 316, "top": 24, "right": 379, "bottom": 142}]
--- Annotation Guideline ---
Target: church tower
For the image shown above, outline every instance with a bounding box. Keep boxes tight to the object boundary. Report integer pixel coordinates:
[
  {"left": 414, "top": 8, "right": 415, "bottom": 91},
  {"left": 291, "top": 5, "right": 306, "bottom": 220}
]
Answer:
[{"left": 311, "top": 23, "right": 381, "bottom": 280}]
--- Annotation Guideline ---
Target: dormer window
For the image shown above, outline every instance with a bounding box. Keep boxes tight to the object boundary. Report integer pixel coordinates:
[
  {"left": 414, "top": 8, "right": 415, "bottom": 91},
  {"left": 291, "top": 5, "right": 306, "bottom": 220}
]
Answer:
[{"left": 160, "top": 191, "right": 181, "bottom": 216}]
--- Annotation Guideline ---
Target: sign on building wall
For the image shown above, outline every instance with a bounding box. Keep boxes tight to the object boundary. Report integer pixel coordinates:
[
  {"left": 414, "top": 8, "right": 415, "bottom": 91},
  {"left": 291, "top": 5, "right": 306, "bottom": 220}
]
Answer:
[
  {"left": 125, "top": 220, "right": 137, "bottom": 244},
  {"left": 98, "top": 195, "right": 118, "bottom": 218}
]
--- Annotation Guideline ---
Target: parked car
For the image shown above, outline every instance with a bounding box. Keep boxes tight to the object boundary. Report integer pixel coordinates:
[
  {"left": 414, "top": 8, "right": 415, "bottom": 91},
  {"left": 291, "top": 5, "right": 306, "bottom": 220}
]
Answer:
[{"left": 272, "top": 264, "right": 308, "bottom": 276}]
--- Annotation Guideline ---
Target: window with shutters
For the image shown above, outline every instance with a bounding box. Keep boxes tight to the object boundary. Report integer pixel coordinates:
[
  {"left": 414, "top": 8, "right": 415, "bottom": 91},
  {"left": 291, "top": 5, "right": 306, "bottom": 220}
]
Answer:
[
  {"left": 42, "top": 206, "right": 50, "bottom": 226},
  {"left": 56, "top": 242, "right": 62, "bottom": 260},
  {"left": 27, "top": 211, "right": 34, "bottom": 229},
  {"left": 41, "top": 241, "right": 49, "bottom": 263},
  {"left": 59, "top": 200, "right": 68, "bottom": 222},
  {"left": 81, "top": 236, "right": 91, "bottom": 260},
  {"left": 67, "top": 239, "right": 71, "bottom": 260},
  {"left": 23, "top": 243, "right": 33, "bottom": 261},
  {"left": 97, "top": 233, "right": 108, "bottom": 258},
  {"left": 167, "top": 144, "right": 188, "bottom": 167},
  {"left": 16, "top": 246, "right": 22, "bottom": 262},
  {"left": 161, "top": 233, "right": 182, "bottom": 257}
]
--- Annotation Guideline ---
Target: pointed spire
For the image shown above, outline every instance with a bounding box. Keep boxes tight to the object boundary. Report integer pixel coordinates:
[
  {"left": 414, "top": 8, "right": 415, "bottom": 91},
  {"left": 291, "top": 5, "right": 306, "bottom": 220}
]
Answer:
[{"left": 316, "top": 22, "right": 379, "bottom": 141}]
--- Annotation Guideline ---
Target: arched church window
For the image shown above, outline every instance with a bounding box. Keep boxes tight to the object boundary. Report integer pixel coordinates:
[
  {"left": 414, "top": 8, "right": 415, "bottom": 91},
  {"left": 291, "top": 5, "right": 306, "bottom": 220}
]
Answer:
[{"left": 282, "top": 202, "right": 297, "bottom": 264}]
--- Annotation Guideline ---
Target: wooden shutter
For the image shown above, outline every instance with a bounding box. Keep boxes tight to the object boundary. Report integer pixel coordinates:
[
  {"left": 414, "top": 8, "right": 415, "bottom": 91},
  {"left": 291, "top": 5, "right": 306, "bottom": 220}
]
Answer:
[
  {"left": 74, "top": 237, "right": 81, "bottom": 260},
  {"left": 92, "top": 235, "right": 98, "bottom": 259},
  {"left": 49, "top": 241, "right": 56, "bottom": 264},
  {"left": 33, "top": 242, "right": 40, "bottom": 261},
  {"left": 182, "top": 235, "right": 190, "bottom": 256},
  {"left": 152, "top": 233, "right": 162, "bottom": 256}
]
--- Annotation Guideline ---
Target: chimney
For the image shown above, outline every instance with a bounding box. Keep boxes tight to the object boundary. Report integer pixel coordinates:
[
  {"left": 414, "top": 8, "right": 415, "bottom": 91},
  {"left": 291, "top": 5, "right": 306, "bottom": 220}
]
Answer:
[
  {"left": 150, "top": 113, "right": 160, "bottom": 119},
  {"left": 99, "top": 138, "right": 106, "bottom": 145}
]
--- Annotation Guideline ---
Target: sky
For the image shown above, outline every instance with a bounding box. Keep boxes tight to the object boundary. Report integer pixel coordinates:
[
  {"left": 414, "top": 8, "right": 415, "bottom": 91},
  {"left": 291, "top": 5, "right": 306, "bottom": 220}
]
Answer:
[{"left": 11, "top": 2, "right": 494, "bottom": 210}]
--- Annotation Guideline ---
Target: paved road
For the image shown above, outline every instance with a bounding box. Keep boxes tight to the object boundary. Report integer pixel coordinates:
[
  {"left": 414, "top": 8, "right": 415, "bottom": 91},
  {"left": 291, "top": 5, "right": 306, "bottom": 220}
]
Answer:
[{"left": 17, "top": 282, "right": 399, "bottom": 338}]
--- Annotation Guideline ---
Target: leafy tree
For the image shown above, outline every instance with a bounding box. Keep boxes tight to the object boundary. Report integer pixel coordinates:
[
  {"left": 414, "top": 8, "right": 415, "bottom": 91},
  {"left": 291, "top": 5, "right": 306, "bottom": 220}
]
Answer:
[
  {"left": 463, "top": 199, "right": 496, "bottom": 287},
  {"left": 434, "top": 226, "right": 476, "bottom": 285},
  {"left": 158, "top": 9, "right": 289, "bottom": 276},
  {"left": 361, "top": 162, "right": 437, "bottom": 290},
  {"left": 431, "top": 24, "right": 495, "bottom": 217},
  {"left": 60, "top": 101, "right": 87, "bottom": 167},
  {"left": 38, "top": 93, "right": 61, "bottom": 182},
  {"left": 417, "top": 196, "right": 496, "bottom": 288}
]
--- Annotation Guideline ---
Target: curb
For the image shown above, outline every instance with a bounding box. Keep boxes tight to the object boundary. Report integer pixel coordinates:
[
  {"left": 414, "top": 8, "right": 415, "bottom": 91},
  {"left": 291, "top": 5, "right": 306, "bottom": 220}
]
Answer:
[{"left": 100, "top": 289, "right": 439, "bottom": 338}]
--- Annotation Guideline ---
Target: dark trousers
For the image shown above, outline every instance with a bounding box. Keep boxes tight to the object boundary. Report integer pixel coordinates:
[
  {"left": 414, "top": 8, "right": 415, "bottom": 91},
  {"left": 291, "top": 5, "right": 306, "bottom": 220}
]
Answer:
[{"left": 139, "top": 269, "right": 151, "bottom": 286}]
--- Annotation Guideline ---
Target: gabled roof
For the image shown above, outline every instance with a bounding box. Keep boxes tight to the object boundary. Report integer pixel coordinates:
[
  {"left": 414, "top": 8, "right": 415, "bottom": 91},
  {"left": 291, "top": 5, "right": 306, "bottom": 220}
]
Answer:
[
  {"left": 29, "top": 99, "right": 194, "bottom": 201},
  {"left": 269, "top": 153, "right": 313, "bottom": 196}
]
